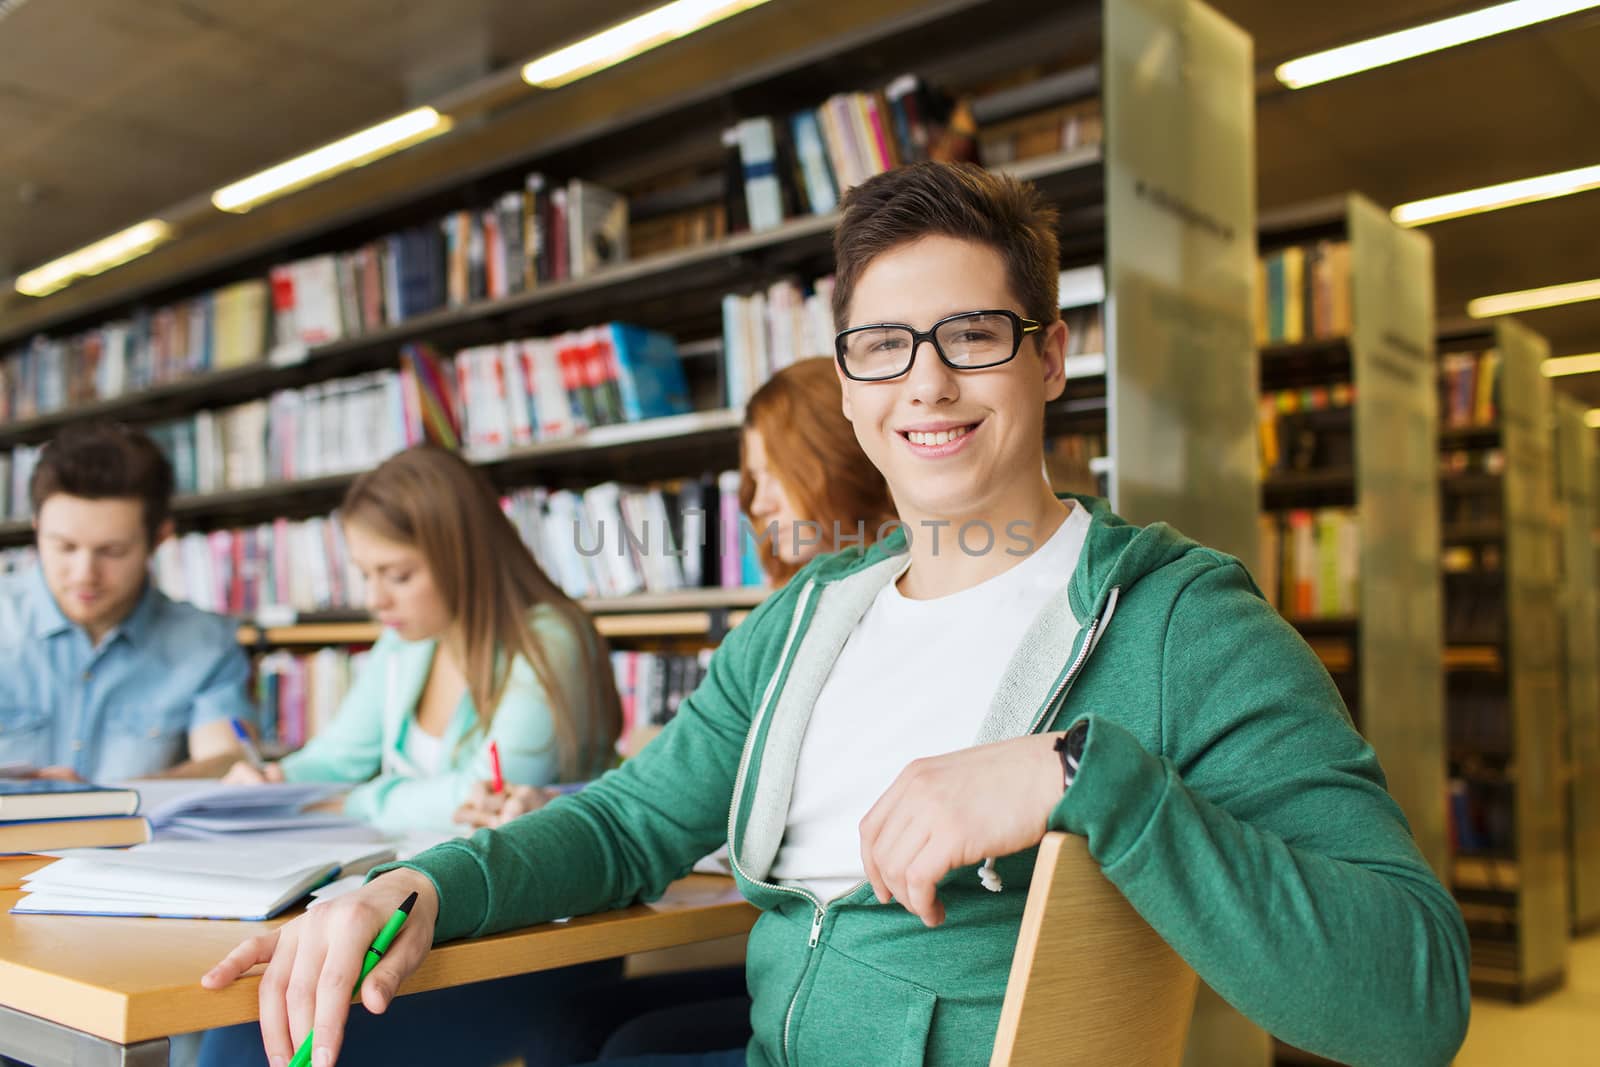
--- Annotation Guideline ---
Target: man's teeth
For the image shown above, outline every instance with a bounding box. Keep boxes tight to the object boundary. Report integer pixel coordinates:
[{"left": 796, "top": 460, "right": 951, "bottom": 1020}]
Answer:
[{"left": 907, "top": 426, "right": 972, "bottom": 447}]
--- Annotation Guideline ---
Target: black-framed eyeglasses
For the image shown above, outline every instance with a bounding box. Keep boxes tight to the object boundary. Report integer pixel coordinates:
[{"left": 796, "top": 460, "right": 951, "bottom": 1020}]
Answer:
[{"left": 834, "top": 309, "right": 1041, "bottom": 382}]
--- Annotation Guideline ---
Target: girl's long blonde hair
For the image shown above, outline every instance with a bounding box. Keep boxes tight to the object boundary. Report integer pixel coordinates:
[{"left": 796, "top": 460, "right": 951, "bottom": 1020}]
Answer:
[{"left": 341, "top": 446, "right": 620, "bottom": 780}]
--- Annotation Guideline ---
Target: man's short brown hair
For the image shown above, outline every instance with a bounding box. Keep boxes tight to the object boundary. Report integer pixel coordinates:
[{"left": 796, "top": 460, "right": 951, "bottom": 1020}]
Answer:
[
  {"left": 831, "top": 162, "right": 1061, "bottom": 331},
  {"left": 29, "top": 422, "right": 175, "bottom": 544}
]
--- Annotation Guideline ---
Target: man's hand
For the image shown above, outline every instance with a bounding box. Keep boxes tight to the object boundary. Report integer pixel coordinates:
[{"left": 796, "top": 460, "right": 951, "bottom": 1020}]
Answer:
[
  {"left": 221, "top": 760, "right": 286, "bottom": 785},
  {"left": 859, "top": 733, "right": 1065, "bottom": 928},
  {"left": 453, "top": 781, "right": 550, "bottom": 829},
  {"left": 33, "top": 766, "right": 84, "bottom": 782},
  {"left": 202, "top": 868, "right": 439, "bottom": 1067}
]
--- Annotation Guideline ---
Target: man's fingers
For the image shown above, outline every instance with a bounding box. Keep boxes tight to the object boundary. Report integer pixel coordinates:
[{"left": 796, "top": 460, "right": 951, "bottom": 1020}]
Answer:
[
  {"left": 308, "top": 928, "right": 367, "bottom": 1067},
  {"left": 878, "top": 824, "right": 932, "bottom": 917},
  {"left": 256, "top": 925, "right": 300, "bottom": 1067},
  {"left": 902, "top": 848, "right": 951, "bottom": 928},
  {"left": 358, "top": 924, "right": 428, "bottom": 1015},
  {"left": 282, "top": 931, "right": 328, "bottom": 1052},
  {"left": 202, "top": 930, "right": 280, "bottom": 989}
]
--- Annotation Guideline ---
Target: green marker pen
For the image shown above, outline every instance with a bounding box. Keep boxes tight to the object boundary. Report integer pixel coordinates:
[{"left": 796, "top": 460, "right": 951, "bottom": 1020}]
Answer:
[{"left": 287, "top": 891, "right": 419, "bottom": 1067}]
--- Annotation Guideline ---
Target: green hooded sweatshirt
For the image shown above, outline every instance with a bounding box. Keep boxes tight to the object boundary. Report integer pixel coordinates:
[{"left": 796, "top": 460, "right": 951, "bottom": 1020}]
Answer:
[{"left": 390, "top": 496, "right": 1471, "bottom": 1066}]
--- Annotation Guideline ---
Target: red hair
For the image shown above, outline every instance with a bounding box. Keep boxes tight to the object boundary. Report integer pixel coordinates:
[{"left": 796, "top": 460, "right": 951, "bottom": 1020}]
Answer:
[{"left": 740, "top": 358, "right": 897, "bottom": 584}]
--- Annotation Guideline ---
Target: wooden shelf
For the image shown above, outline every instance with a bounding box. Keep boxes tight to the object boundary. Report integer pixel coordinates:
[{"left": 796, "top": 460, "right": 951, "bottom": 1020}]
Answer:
[
  {"left": 1440, "top": 472, "right": 1502, "bottom": 494},
  {"left": 1262, "top": 467, "right": 1356, "bottom": 494},
  {"left": 1259, "top": 337, "right": 1351, "bottom": 390},
  {"left": 1285, "top": 615, "right": 1359, "bottom": 635},
  {"left": 1442, "top": 521, "right": 1504, "bottom": 544},
  {"left": 1259, "top": 336, "right": 1350, "bottom": 361},
  {"left": 1444, "top": 645, "right": 1502, "bottom": 672},
  {"left": 234, "top": 588, "right": 769, "bottom": 646},
  {"left": 1454, "top": 855, "right": 1521, "bottom": 893},
  {"left": 1439, "top": 424, "right": 1501, "bottom": 449}
]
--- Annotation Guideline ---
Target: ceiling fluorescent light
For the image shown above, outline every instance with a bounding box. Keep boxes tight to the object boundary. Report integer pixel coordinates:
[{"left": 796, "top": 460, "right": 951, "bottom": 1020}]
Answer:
[
  {"left": 1468, "top": 277, "right": 1600, "bottom": 318},
  {"left": 1276, "top": 0, "right": 1600, "bottom": 89},
  {"left": 1586, "top": 409, "right": 1600, "bottom": 429},
  {"left": 15, "top": 220, "right": 174, "bottom": 298},
  {"left": 1394, "top": 162, "right": 1600, "bottom": 226},
  {"left": 1543, "top": 352, "right": 1600, "bottom": 377},
  {"left": 522, "top": 0, "right": 776, "bottom": 89},
  {"left": 212, "top": 107, "right": 453, "bottom": 214}
]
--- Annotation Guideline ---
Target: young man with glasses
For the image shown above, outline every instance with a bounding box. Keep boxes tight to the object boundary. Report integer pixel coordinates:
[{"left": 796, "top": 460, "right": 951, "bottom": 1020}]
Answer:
[{"left": 206, "top": 163, "right": 1470, "bottom": 1067}]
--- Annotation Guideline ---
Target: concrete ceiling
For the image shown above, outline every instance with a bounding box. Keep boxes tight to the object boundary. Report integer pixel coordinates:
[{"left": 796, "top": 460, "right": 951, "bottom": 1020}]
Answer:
[{"left": 2, "top": 0, "right": 1599, "bottom": 401}]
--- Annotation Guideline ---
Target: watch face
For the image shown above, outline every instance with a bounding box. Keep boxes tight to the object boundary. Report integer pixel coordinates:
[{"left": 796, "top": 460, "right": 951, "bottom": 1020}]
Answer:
[{"left": 1066, "top": 721, "right": 1088, "bottom": 763}]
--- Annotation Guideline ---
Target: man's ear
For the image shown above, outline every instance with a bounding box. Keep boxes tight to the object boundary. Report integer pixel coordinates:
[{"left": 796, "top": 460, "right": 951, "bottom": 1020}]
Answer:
[
  {"left": 151, "top": 518, "right": 176, "bottom": 551},
  {"left": 834, "top": 358, "right": 855, "bottom": 422},
  {"left": 1038, "top": 318, "right": 1069, "bottom": 402}
]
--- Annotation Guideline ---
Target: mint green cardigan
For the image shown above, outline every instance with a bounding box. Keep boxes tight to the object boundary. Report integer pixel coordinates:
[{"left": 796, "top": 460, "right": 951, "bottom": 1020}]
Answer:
[{"left": 281, "top": 607, "right": 589, "bottom": 833}]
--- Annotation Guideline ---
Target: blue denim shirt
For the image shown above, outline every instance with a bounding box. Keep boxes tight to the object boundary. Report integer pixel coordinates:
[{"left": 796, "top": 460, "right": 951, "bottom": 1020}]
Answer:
[{"left": 0, "top": 568, "right": 257, "bottom": 782}]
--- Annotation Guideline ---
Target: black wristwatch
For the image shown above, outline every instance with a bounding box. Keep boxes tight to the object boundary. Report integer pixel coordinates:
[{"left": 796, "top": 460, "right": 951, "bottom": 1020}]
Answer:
[{"left": 1054, "top": 720, "right": 1088, "bottom": 791}]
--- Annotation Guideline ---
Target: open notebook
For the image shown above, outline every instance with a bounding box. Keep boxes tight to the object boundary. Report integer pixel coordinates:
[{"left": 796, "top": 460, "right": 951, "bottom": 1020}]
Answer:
[
  {"left": 119, "top": 780, "right": 382, "bottom": 841},
  {"left": 11, "top": 839, "right": 396, "bottom": 920}
]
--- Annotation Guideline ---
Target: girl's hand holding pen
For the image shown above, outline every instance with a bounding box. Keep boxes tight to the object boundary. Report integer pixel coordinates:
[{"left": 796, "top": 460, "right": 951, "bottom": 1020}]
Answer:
[{"left": 453, "top": 779, "right": 550, "bottom": 828}]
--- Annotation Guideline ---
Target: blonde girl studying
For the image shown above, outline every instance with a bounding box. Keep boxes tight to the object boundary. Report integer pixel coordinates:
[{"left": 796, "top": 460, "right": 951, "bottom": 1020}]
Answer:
[
  {"left": 222, "top": 443, "right": 622, "bottom": 828},
  {"left": 203, "top": 444, "right": 627, "bottom": 1067}
]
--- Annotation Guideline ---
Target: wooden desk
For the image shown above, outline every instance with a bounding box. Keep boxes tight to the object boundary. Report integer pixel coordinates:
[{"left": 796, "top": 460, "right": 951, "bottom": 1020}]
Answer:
[{"left": 0, "top": 857, "right": 756, "bottom": 1067}]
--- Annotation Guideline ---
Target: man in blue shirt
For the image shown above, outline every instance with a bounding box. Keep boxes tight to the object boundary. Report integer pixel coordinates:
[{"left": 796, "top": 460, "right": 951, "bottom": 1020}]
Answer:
[{"left": 0, "top": 422, "right": 256, "bottom": 782}]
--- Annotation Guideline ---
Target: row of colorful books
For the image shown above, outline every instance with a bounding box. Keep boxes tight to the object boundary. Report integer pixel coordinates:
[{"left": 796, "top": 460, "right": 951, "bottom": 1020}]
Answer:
[
  {"left": 0, "top": 445, "right": 42, "bottom": 523},
  {"left": 1258, "top": 384, "right": 1355, "bottom": 477},
  {"left": 726, "top": 76, "right": 962, "bottom": 233},
  {"left": 721, "top": 277, "right": 836, "bottom": 406},
  {"left": 505, "top": 479, "right": 766, "bottom": 600},
  {"left": 1255, "top": 240, "right": 1353, "bottom": 347},
  {"left": 153, "top": 515, "right": 365, "bottom": 620},
  {"left": 140, "top": 372, "right": 416, "bottom": 497},
  {"left": 270, "top": 175, "right": 627, "bottom": 349},
  {"left": 257, "top": 647, "right": 371, "bottom": 751},
  {"left": 146, "top": 473, "right": 765, "bottom": 618},
  {"left": 446, "top": 323, "right": 690, "bottom": 453},
  {"left": 0, "top": 281, "right": 273, "bottom": 423},
  {"left": 1438, "top": 350, "right": 1501, "bottom": 430},
  {"left": 253, "top": 645, "right": 709, "bottom": 760},
  {"left": 1448, "top": 775, "right": 1513, "bottom": 856},
  {"left": 0, "top": 323, "right": 693, "bottom": 508},
  {"left": 0, "top": 173, "right": 631, "bottom": 424},
  {"left": 1256, "top": 508, "right": 1361, "bottom": 619},
  {"left": 614, "top": 650, "right": 712, "bottom": 751}
]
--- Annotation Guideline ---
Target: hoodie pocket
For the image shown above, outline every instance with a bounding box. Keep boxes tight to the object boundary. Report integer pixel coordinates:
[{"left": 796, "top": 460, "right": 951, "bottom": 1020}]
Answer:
[{"left": 792, "top": 948, "right": 937, "bottom": 1067}]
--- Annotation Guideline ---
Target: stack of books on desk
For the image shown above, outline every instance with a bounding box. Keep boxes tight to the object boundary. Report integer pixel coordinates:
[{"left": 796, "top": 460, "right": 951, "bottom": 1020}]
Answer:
[{"left": 0, "top": 779, "right": 150, "bottom": 855}]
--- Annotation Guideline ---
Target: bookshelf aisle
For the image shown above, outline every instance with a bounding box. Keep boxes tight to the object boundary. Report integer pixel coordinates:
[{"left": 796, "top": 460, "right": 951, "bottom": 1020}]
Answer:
[
  {"left": 1441, "top": 318, "right": 1569, "bottom": 1001},
  {"left": 1553, "top": 394, "right": 1600, "bottom": 936},
  {"left": 1255, "top": 194, "right": 1447, "bottom": 880}
]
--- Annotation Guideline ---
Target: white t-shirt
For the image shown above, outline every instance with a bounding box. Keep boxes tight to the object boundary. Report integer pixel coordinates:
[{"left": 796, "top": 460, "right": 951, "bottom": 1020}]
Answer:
[
  {"left": 768, "top": 503, "right": 1091, "bottom": 901},
  {"left": 400, "top": 720, "right": 446, "bottom": 777}
]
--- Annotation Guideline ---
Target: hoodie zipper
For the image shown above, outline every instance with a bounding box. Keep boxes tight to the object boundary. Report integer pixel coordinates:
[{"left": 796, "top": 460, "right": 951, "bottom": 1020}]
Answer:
[
  {"left": 722, "top": 580, "right": 828, "bottom": 1066},
  {"left": 731, "top": 582, "right": 1121, "bottom": 1066},
  {"left": 1026, "top": 585, "right": 1121, "bottom": 734}
]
